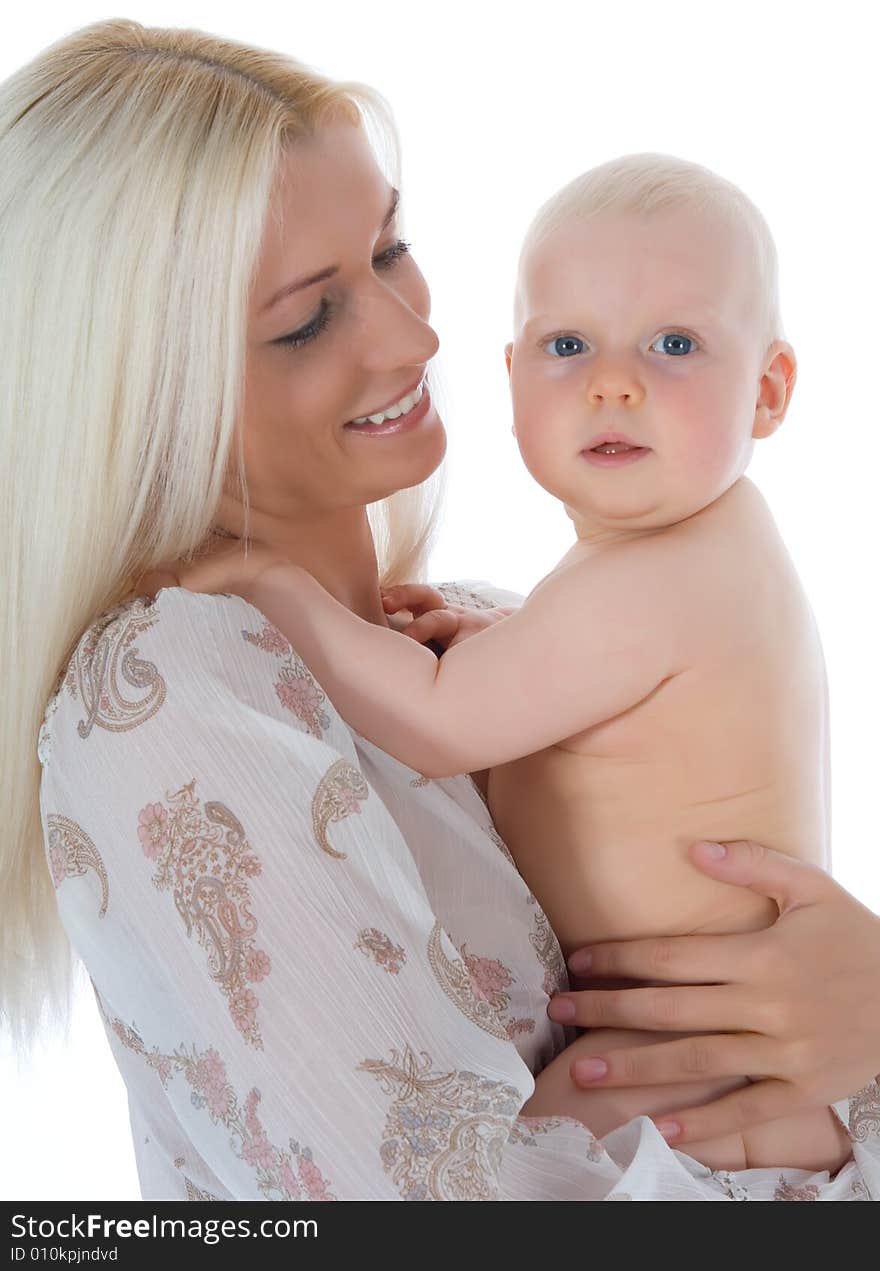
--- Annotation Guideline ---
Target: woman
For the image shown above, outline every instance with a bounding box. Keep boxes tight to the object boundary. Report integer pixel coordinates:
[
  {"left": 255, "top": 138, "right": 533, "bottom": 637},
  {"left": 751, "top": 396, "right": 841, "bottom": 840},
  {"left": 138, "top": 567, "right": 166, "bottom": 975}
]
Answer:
[{"left": 2, "top": 19, "right": 879, "bottom": 1200}]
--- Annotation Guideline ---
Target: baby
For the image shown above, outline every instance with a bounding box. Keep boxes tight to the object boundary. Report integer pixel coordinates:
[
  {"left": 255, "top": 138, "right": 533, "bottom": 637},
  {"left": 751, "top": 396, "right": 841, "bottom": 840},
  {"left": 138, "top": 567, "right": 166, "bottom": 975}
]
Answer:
[{"left": 185, "top": 154, "right": 847, "bottom": 1172}]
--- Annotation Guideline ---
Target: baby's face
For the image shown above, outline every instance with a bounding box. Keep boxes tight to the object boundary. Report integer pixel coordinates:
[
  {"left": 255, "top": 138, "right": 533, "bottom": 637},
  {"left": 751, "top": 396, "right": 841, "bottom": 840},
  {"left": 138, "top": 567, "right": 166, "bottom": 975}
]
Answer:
[{"left": 507, "top": 206, "right": 792, "bottom": 538}]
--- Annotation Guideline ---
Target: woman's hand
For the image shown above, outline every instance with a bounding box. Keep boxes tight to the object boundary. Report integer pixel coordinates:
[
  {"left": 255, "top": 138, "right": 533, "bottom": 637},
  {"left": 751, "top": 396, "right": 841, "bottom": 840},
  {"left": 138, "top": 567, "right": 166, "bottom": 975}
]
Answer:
[
  {"left": 381, "top": 583, "right": 516, "bottom": 651},
  {"left": 549, "top": 839, "right": 880, "bottom": 1148},
  {"left": 133, "top": 538, "right": 292, "bottom": 605}
]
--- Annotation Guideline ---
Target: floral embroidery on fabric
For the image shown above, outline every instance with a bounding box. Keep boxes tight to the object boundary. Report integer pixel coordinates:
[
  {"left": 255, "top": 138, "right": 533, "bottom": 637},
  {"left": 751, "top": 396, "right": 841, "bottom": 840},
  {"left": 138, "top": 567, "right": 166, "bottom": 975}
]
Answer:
[
  {"left": 173, "top": 1158, "right": 220, "bottom": 1202},
  {"left": 712, "top": 1169, "right": 750, "bottom": 1200},
  {"left": 848, "top": 1078, "right": 880, "bottom": 1143},
  {"left": 486, "top": 824, "right": 516, "bottom": 867},
  {"left": 409, "top": 775, "right": 430, "bottom": 788},
  {"left": 45, "top": 814, "right": 109, "bottom": 917},
  {"left": 773, "top": 1175, "right": 819, "bottom": 1201},
  {"left": 529, "top": 907, "right": 568, "bottom": 997},
  {"left": 355, "top": 928, "right": 406, "bottom": 975},
  {"left": 37, "top": 691, "right": 62, "bottom": 767},
  {"left": 358, "top": 1044, "right": 521, "bottom": 1200},
  {"left": 97, "top": 1001, "right": 335, "bottom": 1201},
  {"left": 436, "top": 582, "right": 498, "bottom": 611},
  {"left": 426, "top": 922, "right": 533, "bottom": 1041},
  {"left": 510, "top": 1115, "right": 605, "bottom": 1163},
  {"left": 64, "top": 599, "right": 165, "bottom": 738},
  {"left": 242, "top": 619, "right": 330, "bottom": 738},
  {"left": 136, "top": 780, "right": 269, "bottom": 1048},
  {"left": 311, "top": 759, "right": 369, "bottom": 860}
]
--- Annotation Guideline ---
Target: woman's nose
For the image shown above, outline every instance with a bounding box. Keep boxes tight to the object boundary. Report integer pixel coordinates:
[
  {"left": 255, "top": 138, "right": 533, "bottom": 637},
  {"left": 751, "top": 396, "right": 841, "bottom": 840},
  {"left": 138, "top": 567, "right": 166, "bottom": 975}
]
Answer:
[{"left": 359, "top": 280, "right": 440, "bottom": 372}]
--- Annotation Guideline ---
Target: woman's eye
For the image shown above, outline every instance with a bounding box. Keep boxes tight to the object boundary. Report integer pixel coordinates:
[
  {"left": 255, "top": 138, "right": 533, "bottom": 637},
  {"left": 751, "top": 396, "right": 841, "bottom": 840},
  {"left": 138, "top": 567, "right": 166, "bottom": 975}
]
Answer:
[
  {"left": 274, "top": 298, "right": 333, "bottom": 349},
  {"left": 543, "top": 335, "right": 586, "bottom": 358},
  {"left": 273, "top": 241, "right": 412, "bottom": 350},
  {"left": 651, "top": 332, "right": 698, "bottom": 356},
  {"left": 374, "top": 238, "right": 412, "bottom": 270}
]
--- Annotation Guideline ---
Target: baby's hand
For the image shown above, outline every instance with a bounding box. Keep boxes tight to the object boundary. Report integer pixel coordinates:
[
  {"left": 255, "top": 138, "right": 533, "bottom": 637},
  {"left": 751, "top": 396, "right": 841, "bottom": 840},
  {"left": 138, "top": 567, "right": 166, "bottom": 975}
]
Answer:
[
  {"left": 133, "top": 538, "right": 292, "bottom": 605},
  {"left": 381, "top": 584, "right": 516, "bottom": 651}
]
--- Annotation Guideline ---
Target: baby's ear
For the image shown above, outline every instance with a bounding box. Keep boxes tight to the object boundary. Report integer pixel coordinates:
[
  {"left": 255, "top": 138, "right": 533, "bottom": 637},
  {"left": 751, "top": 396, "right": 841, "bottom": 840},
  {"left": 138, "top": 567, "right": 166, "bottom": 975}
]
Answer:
[
  {"left": 504, "top": 342, "right": 513, "bottom": 378},
  {"left": 753, "top": 341, "right": 797, "bottom": 439}
]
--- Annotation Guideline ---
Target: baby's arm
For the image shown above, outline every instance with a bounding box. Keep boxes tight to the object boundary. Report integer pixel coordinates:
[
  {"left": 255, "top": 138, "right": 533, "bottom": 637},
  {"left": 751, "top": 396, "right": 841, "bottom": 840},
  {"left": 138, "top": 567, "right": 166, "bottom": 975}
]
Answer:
[{"left": 251, "top": 540, "right": 691, "bottom": 777}]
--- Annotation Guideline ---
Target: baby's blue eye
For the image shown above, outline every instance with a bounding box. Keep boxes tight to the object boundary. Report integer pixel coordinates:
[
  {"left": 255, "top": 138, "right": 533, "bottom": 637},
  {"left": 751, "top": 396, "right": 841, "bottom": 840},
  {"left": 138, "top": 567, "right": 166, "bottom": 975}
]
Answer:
[
  {"left": 544, "top": 335, "right": 586, "bottom": 357},
  {"left": 651, "top": 332, "right": 697, "bottom": 356}
]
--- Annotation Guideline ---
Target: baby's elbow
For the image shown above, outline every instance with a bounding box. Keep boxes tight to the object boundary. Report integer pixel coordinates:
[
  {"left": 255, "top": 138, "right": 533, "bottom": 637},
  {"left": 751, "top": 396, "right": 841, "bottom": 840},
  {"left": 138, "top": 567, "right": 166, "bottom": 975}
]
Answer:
[{"left": 409, "top": 734, "right": 472, "bottom": 781}]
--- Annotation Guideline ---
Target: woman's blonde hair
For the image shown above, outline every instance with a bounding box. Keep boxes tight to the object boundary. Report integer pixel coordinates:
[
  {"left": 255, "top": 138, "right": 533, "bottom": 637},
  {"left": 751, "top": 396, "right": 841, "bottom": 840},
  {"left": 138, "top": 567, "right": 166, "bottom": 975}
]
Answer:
[
  {"left": 0, "top": 19, "right": 442, "bottom": 1056},
  {"left": 517, "top": 152, "right": 784, "bottom": 347}
]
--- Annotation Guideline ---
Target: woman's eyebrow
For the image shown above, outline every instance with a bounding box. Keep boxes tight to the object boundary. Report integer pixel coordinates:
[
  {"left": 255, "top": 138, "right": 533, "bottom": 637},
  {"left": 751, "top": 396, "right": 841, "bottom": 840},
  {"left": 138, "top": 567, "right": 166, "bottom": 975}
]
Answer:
[{"left": 261, "top": 187, "right": 400, "bottom": 314}]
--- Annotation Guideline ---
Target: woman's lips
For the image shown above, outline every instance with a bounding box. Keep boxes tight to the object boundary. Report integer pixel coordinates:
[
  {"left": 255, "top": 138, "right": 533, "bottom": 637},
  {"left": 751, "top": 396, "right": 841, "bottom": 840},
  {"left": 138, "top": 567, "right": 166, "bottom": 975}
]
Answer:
[{"left": 343, "top": 384, "right": 433, "bottom": 437}]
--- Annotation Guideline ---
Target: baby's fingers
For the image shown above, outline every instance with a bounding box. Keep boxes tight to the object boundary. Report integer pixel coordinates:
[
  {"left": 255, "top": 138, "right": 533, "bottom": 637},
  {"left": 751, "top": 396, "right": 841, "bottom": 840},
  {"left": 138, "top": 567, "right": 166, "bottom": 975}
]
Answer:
[
  {"left": 131, "top": 567, "right": 181, "bottom": 599},
  {"left": 381, "top": 584, "right": 448, "bottom": 618},
  {"left": 400, "top": 608, "right": 460, "bottom": 648}
]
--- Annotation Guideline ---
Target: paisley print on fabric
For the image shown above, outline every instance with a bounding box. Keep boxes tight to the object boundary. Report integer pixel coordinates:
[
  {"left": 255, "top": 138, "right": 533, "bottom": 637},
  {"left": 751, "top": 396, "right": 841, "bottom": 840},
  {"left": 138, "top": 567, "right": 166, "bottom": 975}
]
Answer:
[
  {"left": 528, "top": 906, "right": 567, "bottom": 998},
  {"left": 173, "top": 1158, "right": 220, "bottom": 1202},
  {"left": 848, "top": 1078, "right": 880, "bottom": 1144},
  {"left": 510, "top": 1115, "right": 605, "bottom": 1163},
  {"left": 355, "top": 928, "right": 406, "bottom": 975},
  {"left": 427, "top": 922, "right": 533, "bottom": 1041},
  {"left": 45, "top": 814, "right": 109, "bottom": 917},
  {"left": 242, "top": 619, "right": 330, "bottom": 738},
  {"left": 311, "top": 760, "right": 369, "bottom": 860},
  {"left": 358, "top": 1044, "right": 521, "bottom": 1200},
  {"left": 64, "top": 599, "right": 166, "bottom": 739},
  {"left": 136, "top": 780, "right": 269, "bottom": 1049},
  {"left": 97, "top": 1000, "right": 334, "bottom": 1201},
  {"left": 773, "top": 1175, "right": 819, "bottom": 1201}
]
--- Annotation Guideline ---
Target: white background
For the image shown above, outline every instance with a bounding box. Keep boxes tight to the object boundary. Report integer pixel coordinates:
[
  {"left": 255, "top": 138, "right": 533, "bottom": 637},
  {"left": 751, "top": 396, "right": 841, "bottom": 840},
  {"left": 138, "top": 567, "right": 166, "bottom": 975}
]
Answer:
[{"left": 2, "top": 0, "right": 877, "bottom": 1201}]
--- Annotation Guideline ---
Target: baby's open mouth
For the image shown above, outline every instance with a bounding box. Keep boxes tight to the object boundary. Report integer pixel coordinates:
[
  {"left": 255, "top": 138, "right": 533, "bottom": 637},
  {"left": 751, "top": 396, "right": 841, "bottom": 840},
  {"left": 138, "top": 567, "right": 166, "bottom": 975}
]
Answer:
[{"left": 590, "top": 443, "right": 647, "bottom": 454}]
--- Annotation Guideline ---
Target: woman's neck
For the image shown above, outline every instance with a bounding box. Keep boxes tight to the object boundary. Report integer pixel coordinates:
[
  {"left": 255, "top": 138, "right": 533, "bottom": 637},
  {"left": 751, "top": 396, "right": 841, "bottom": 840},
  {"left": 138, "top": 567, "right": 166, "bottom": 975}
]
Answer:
[{"left": 208, "top": 496, "right": 389, "bottom": 627}]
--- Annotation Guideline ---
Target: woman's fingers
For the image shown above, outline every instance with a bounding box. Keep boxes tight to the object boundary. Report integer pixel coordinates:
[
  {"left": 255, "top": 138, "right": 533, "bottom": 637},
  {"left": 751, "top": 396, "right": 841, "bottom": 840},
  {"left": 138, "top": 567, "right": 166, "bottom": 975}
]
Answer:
[
  {"left": 569, "top": 1034, "right": 776, "bottom": 1090},
  {"left": 568, "top": 931, "right": 759, "bottom": 985},
  {"left": 687, "top": 839, "right": 831, "bottom": 914},
  {"left": 653, "top": 1078, "right": 807, "bottom": 1145},
  {"left": 548, "top": 984, "right": 752, "bottom": 1033}
]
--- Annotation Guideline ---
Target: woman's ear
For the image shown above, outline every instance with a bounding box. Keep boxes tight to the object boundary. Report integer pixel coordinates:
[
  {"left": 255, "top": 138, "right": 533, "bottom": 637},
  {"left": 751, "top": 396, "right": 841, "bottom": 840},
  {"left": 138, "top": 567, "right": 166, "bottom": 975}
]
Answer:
[{"left": 753, "top": 341, "right": 797, "bottom": 439}]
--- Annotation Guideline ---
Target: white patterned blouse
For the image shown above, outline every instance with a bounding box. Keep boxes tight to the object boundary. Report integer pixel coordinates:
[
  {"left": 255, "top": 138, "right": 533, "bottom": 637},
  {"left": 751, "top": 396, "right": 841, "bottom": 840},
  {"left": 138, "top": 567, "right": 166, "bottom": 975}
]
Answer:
[{"left": 36, "top": 581, "right": 880, "bottom": 1200}]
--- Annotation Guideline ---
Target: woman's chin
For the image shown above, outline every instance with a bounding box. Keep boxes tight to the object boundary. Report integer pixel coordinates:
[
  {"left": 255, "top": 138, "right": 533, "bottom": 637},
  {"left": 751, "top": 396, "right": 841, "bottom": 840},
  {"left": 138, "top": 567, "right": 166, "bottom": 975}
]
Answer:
[{"left": 356, "top": 417, "right": 447, "bottom": 500}]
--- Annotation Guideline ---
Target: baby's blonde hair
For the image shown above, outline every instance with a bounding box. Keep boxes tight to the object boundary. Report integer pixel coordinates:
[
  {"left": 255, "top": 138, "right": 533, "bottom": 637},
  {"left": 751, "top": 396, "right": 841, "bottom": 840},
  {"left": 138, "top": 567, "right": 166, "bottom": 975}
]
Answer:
[
  {"left": 0, "top": 19, "right": 442, "bottom": 1058},
  {"left": 516, "top": 152, "right": 784, "bottom": 348}
]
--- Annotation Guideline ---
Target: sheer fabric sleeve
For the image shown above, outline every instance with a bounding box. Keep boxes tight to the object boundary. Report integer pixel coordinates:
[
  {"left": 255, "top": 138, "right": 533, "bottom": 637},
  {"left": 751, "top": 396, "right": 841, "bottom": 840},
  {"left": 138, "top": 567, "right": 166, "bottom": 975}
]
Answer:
[{"left": 37, "top": 587, "right": 878, "bottom": 1200}]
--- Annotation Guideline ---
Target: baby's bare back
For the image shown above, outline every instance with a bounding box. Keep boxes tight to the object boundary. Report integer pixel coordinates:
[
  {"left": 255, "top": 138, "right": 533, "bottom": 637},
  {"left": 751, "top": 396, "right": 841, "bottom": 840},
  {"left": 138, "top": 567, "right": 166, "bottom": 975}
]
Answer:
[
  {"left": 494, "top": 478, "right": 840, "bottom": 1169},
  {"left": 489, "top": 476, "right": 830, "bottom": 959}
]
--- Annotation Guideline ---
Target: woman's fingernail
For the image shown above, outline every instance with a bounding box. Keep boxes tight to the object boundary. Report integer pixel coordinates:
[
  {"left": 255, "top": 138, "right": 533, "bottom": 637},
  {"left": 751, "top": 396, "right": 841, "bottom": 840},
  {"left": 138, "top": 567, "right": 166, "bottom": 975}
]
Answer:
[
  {"left": 567, "top": 949, "right": 592, "bottom": 974},
  {"left": 573, "top": 1058, "right": 608, "bottom": 1083},
  {"left": 696, "top": 841, "right": 726, "bottom": 859},
  {"left": 655, "top": 1120, "right": 682, "bottom": 1141},
  {"left": 547, "top": 996, "right": 575, "bottom": 1023}
]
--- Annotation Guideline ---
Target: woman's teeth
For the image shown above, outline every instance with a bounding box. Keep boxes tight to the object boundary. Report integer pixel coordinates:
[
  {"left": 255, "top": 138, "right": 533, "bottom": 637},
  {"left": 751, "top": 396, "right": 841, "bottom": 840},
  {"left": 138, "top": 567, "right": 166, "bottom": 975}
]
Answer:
[{"left": 352, "top": 381, "right": 424, "bottom": 426}]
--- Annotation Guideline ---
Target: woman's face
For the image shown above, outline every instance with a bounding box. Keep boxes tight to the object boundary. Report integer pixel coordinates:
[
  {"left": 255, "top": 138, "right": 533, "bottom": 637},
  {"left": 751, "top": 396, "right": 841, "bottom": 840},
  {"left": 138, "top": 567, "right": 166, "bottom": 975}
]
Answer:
[{"left": 240, "top": 119, "right": 444, "bottom": 520}]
